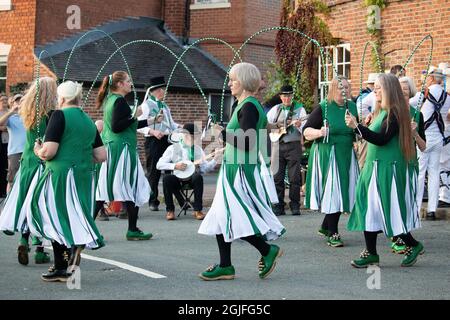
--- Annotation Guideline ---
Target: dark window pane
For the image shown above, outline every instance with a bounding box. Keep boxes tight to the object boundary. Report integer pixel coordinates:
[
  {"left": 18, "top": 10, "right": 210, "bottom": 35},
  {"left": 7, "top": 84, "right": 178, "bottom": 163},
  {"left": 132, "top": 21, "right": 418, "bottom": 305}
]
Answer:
[
  {"left": 345, "top": 48, "right": 351, "bottom": 62},
  {"left": 345, "top": 64, "right": 351, "bottom": 79},
  {"left": 210, "top": 94, "right": 234, "bottom": 123},
  {"left": 337, "top": 47, "right": 343, "bottom": 63},
  {"left": 338, "top": 64, "right": 344, "bottom": 76},
  {"left": 0, "top": 80, "right": 6, "bottom": 93},
  {"left": 0, "top": 65, "right": 6, "bottom": 78}
]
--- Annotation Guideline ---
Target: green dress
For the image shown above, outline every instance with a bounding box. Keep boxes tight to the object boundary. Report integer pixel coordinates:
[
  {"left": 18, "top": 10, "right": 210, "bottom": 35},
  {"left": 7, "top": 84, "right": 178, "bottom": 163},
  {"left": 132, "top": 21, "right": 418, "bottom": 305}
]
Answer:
[
  {"left": 198, "top": 96, "right": 285, "bottom": 242},
  {"left": 347, "top": 110, "right": 421, "bottom": 237},
  {"left": 96, "top": 93, "right": 150, "bottom": 206},
  {"left": 0, "top": 118, "right": 47, "bottom": 234},
  {"left": 305, "top": 100, "right": 360, "bottom": 214},
  {"left": 29, "top": 107, "right": 104, "bottom": 249}
]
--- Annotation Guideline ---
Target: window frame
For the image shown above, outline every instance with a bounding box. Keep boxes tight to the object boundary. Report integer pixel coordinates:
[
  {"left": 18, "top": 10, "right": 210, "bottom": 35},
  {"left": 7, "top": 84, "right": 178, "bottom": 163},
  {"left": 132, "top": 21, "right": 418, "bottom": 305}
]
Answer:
[
  {"left": 0, "top": 60, "right": 7, "bottom": 94},
  {"left": 0, "top": 0, "right": 12, "bottom": 11},
  {"left": 191, "top": 0, "right": 231, "bottom": 10},
  {"left": 318, "top": 43, "right": 351, "bottom": 101}
]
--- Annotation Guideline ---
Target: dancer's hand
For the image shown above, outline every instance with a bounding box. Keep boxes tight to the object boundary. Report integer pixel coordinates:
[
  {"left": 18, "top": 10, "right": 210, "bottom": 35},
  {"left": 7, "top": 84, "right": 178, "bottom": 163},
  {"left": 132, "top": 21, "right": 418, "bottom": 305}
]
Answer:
[
  {"left": 364, "top": 113, "right": 373, "bottom": 125},
  {"left": 411, "top": 120, "right": 417, "bottom": 132},
  {"left": 320, "top": 126, "right": 328, "bottom": 137},
  {"left": 345, "top": 113, "right": 357, "bottom": 129}
]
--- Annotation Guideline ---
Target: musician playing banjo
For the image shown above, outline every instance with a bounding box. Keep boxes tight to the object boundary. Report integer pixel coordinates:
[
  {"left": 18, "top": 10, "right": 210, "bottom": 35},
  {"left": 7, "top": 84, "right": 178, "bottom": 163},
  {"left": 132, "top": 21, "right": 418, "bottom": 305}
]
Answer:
[
  {"left": 266, "top": 84, "right": 307, "bottom": 216},
  {"left": 156, "top": 123, "right": 222, "bottom": 221}
]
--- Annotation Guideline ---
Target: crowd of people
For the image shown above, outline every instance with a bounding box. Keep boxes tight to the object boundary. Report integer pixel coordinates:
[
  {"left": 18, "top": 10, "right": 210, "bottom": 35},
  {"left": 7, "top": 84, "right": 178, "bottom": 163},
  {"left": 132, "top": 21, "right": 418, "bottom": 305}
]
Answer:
[{"left": 0, "top": 59, "right": 449, "bottom": 283}]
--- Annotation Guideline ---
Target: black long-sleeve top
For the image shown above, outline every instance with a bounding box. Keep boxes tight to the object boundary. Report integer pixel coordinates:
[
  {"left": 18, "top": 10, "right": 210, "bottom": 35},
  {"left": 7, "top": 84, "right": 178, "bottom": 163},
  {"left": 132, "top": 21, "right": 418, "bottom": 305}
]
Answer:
[
  {"left": 355, "top": 113, "right": 426, "bottom": 145},
  {"left": 221, "top": 101, "right": 259, "bottom": 151},
  {"left": 45, "top": 110, "right": 103, "bottom": 148},
  {"left": 111, "top": 97, "right": 147, "bottom": 133}
]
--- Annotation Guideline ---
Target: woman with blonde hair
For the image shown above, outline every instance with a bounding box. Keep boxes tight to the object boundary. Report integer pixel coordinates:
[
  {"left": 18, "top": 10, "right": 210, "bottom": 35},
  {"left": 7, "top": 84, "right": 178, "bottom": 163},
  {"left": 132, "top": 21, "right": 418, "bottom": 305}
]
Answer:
[
  {"left": 30, "top": 81, "right": 106, "bottom": 282},
  {"left": 0, "top": 77, "right": 56, "bottom": 266},
  {"left": 198, "top": 62, "right": 285, "bottom": 281},
  {"left": 346, "top": 73, "right": 423, "bottom": 268},
  {"left": 303, "top": 76, "right": 359, "bottom": 248}
]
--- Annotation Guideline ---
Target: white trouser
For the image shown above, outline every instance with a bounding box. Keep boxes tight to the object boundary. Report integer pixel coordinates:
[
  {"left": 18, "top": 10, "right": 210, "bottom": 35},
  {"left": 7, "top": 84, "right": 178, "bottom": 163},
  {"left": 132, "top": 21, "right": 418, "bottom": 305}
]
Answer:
[
  {"left": 439, "top": 142, "right": 450, "bottom": 203},
  {"left": 417, "top": 140, "right": 443, "bottom": 212}
]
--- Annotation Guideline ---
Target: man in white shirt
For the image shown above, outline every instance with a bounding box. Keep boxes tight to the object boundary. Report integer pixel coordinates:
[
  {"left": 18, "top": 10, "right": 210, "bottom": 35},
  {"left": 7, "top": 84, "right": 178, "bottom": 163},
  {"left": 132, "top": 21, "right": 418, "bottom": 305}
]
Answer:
[
  {"left": 412, "top": 68, "right": 450, "bottom": 219},
  {"left": 156, "top": 123, "right": 221, "bottom": 221},
  {"left": 138, "top": 76, "right": 180, "bottom": 211}
]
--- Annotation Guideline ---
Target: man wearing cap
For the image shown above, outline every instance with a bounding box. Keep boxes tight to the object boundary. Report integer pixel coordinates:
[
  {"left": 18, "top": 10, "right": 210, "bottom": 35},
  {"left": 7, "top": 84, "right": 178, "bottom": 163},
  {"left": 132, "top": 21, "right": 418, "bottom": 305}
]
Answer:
[
  {"left": 156, "top": 123, "right": 221, "bottom": 220},
  {"left": 138, "top": 76, "right": 181, "bottom": 211},
  {"left": 411, "top": 68, "right": 450, "bottom": 220},
  {"left": 0, "top": 94, "right": 26, "bottom": 193},
  {"left": 266, "top": 84, "right": 307, "bottom": 216}
]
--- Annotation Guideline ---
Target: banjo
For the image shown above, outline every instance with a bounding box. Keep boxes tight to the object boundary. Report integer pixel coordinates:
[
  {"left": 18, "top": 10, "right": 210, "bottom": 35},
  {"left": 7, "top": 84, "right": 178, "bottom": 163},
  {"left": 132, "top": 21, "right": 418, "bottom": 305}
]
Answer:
[
  {"left": 173, "top": 147, "right": 226, "bottom": 180},
  {"left": 269, "top": 115, "right": 309, "bottom": 142}
]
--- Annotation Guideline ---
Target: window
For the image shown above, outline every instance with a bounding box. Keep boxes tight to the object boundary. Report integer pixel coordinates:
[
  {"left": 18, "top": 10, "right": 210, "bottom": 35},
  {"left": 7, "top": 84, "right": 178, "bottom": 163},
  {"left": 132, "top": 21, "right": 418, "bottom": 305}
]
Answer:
[
  {"left": 0, "top": 61, "right": 6, "bottom": 94},
  {"left": 0, "top": 0, "right": 12, "bottom": 11},
  {"left": 209, "top": 93, "right": 234, "bottom": 124},
  {"left": 191, "top": 0, "right": 230, "bottom": 10},
  {"left": 318, "top": 43, "right": 351, "bottom": 101}
]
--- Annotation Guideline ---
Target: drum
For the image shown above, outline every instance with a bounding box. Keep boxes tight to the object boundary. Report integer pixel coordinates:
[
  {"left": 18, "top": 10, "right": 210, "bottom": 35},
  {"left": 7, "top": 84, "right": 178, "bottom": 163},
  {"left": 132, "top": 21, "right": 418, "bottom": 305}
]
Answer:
[{"left": 173, "top": 160, "right": 196, "bottom": 181}]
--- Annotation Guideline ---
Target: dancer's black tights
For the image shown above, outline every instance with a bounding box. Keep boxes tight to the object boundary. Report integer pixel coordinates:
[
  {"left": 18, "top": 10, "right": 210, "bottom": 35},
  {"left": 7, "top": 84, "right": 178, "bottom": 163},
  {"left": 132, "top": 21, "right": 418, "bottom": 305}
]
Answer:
[
  {"left": 216, "top": 234, "right": 271, "bottom": 267},
  {"left": 52, "top": 241, "right": 69, "bottom": 270},
  {"left": 321, "top": 212, "right": 341, "bottom": 235}
]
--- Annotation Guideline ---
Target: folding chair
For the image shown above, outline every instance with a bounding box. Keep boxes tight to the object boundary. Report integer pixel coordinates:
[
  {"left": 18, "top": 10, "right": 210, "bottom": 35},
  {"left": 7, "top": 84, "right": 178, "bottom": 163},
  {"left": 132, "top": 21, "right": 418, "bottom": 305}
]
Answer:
[{"left": 178, "top": 182, "right": 194, "bottom": 217}]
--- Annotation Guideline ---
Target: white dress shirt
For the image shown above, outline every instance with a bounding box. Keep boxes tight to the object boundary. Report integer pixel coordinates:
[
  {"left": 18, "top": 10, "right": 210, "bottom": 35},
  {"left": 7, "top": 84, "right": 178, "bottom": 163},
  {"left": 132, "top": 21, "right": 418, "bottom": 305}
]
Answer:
[{"left": 156, "top": 143, "right": 217, "bottom": 174}]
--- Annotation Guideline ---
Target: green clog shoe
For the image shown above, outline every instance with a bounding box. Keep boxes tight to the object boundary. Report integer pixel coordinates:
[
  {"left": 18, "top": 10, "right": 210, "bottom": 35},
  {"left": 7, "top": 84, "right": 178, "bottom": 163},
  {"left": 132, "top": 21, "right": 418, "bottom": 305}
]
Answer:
[
  {"left": 351, "top": 249, "right": 380, "bottom": 268},
  {"left": 401, "top": 242, "right": 424, "bottom": 267},
  {"left": 391, "top": 238, "right": 406, "bottom": 254},
  {"left": 199, "top": 264, "right": 235, "bottom": 281},
  {"left": 258, "top": 244, "right": 283, "bottom": 279},
  {"left": 126, "top": 229, "right": 153, "bottom": 241},
  {"left": 327, "top": 233, "right": 344, "bottom": 247},
  {"left": 17, "top": 236, "right": 30, "bottom": 266},
  {"left": 35, "top": 251, "right": 51, "bottom": 264}
]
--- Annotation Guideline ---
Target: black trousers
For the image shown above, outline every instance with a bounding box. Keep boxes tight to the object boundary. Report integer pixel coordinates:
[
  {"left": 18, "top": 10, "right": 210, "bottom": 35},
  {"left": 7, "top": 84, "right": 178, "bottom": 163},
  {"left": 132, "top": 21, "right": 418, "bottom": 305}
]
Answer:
[
  {"left": 272, "top": 140, "right": 302, "bottom": 209},
  {"left": 163, "top": 173, "right": 204, "bottom": 211},
  {"left": 144, "top": 136, "right": 170, "bottom": 205},
  {"left": 0, "top": 143, "right": 8, "bottom": 197}
]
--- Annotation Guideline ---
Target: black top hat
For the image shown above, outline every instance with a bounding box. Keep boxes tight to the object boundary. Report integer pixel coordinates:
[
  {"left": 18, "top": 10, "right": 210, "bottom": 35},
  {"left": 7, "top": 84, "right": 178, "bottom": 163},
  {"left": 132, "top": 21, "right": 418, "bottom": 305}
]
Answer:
[
  {"left": 280, "top": 84, "right": 293, "bottom": 95},
  {"left": 149, "top": 76, "right": 166, "bottom": 91},
  {"left": 182, "top": 123, "right": 199, "bottom": 136}
]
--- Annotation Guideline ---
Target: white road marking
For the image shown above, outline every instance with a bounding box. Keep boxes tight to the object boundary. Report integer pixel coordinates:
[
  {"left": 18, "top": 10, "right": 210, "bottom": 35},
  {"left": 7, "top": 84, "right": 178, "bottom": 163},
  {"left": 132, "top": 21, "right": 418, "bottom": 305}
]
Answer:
[{"left": 46, "top": 247, "right": 166, "bottom": 279}]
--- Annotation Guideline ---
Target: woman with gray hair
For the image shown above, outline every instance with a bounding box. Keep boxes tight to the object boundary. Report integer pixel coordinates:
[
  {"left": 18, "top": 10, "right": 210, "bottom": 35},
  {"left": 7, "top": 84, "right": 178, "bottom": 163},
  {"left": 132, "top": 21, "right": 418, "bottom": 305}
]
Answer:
[
  {"left": 198, "top": 62, "right": 285, "bottom": 281},
  {"left": 30, "top": 81, "right": 106, "bottom": 282}
]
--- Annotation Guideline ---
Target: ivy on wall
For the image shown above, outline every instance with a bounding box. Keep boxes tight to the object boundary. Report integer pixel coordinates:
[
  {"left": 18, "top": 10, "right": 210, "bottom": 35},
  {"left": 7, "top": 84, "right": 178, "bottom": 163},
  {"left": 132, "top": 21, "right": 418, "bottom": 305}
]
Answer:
[
  {"left": 363, "top": 0, "right": 387, "bottom": 70},
  {"left": 266, "top": 0, "right": 335, "bottom": 112}
]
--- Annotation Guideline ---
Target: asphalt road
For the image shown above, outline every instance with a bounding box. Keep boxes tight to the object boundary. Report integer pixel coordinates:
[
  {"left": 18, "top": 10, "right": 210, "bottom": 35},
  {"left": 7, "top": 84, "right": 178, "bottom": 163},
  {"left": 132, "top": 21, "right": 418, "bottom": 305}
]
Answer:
[{"left": 0, "top": 207, "right": 449, "bottom": 300}]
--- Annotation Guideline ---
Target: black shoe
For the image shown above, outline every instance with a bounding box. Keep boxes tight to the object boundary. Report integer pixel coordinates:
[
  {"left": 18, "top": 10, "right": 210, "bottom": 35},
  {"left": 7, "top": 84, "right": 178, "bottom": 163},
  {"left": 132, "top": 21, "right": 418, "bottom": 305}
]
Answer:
[
  {"left": 41, "top": 269, "right": 70, "bottom": 282},
  {"left": 273, "top": 205, "right": 285, "bottom": 216},
  {"left": 426, "top": 212, "right": 436, "bottom": 220},
  {"left": 291, "top": 209, "right": 301, "bottom": 216},
  {"left": 149, "top": 203, "right": 159, "bottom": 211},
  {"left": 438, "top": 200, "right": 450, "bottom": 208}
]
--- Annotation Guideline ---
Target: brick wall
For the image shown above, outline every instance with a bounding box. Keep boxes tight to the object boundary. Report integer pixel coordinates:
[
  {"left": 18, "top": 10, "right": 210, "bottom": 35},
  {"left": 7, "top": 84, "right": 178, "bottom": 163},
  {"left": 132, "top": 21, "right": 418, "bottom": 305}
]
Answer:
[
  {"left": 189, "top": 0, "right": 281, "bottom": 72},
  {"left": 0, "top": 0, "right": 37, "bottom": 93},
  {"left": 322, "top": 0, "right": 449, "bottom": 95},
  {"left": 163, "top": 0, "right": 188, "bottom": 37},
  {"left": 35, "top": 0, "right": 162, "bottom": 46}
]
